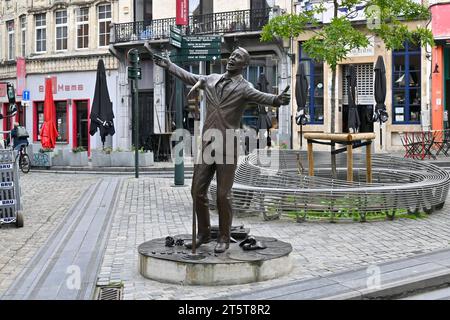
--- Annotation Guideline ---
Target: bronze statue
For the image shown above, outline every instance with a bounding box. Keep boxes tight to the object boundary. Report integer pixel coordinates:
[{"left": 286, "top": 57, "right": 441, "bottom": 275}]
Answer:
[{"left": 154, "top": 47, "right": 290, "bottom": 253}]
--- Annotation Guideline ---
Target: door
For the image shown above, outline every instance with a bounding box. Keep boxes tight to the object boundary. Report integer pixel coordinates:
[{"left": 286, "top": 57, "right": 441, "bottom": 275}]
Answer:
[
  {"left": 250, "top": 0, "right": 270, "bottom": 30},
  {"left": 342, "top": 63, "right": 374, "bottom": 133},
  {"left": 132, "top": 90, "right": 154, "bottom": 150},
  {"left": 74, "top": 100, "right": 89, "bottom": 151}
]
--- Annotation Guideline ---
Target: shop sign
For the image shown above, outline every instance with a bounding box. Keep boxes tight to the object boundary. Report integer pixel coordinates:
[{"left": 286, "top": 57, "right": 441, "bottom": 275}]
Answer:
[
  {"left": 16, "top": 57, "right": 26, "bottom": 95},
  {"left": 0, "top": 83, "right": 6, "bottom": 97}
]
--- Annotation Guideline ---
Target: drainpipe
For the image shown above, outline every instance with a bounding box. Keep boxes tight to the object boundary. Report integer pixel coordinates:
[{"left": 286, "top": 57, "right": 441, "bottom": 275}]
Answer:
[{"left": 108, "top": 44, "right": 121, "bottom": 61}]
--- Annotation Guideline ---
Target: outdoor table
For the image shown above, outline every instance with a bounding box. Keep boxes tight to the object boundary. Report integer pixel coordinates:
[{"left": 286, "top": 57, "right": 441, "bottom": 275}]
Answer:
[{"left": 303, "top": 132, "right": 376, "bottom": 183}]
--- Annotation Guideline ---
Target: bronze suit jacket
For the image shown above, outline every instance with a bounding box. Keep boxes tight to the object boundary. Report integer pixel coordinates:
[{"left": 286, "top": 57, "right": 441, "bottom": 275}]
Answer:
[{"left": 168, "top": 63, "right": 278, "bottom": 163}]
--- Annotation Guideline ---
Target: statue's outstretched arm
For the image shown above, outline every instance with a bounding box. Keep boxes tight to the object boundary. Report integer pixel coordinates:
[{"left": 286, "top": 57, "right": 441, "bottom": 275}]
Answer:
[{"left": 153, "top": 54, "right": 201, "bottom": 86}]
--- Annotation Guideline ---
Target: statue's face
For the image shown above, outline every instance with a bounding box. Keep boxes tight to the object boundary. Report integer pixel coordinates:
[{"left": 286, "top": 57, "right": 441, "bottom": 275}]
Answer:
[{"left": 226, "top": 49, "right": 248, "bottom": 72}]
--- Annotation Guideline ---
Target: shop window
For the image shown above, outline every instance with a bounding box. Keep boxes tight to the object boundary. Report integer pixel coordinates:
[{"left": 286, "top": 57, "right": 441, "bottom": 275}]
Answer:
[
  {"left": 35, "top": 102, "right": 44, "bottom": 141},
  {"left": 299, "top": 42, "right": 324, "bottom": 124},
  {"left": 17, "top": 104, "right": 26, "bottom": 127},
  {"left": 392, "top": 42, "right": 421, "bottom": 124},
  {"left": 3, "top": 104, "right": 12, "bottom": 141},
  {"left": 34, "top": 101, "right": 68, "bottom": 142},
  {"left": 56, "top": 101, "right": 68, "bottom": 142}
]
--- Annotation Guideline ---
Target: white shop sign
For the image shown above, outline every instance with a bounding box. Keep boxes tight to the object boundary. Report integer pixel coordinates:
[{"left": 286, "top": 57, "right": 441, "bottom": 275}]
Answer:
[{"left": 347, "top": 38, "right": 375, "bottom": 57}]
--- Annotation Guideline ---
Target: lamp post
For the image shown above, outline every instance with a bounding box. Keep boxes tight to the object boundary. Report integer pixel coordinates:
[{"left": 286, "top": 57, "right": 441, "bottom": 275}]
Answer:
[{"left": 128, "top": 48, "right": 141, "bottom": 178}]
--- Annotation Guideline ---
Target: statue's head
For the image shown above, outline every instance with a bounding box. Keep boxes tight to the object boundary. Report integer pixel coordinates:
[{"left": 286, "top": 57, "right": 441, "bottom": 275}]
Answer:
[{"left": 226, "top": 47, "right": 250, "bottom": 72}]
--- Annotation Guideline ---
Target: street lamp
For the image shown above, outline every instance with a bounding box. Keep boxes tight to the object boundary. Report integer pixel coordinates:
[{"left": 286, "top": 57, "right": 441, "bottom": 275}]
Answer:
[{"left": 127, "top": 48, "right": 141, "bottom": 178}]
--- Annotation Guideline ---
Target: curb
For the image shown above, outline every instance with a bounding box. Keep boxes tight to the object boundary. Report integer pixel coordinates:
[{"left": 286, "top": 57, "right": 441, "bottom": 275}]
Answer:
[
  {"left": 326, "top": 269, "right": 450, "bottom": 300},
  {"left": 223, "top": 247, "right": 450, "bottom": 300}
]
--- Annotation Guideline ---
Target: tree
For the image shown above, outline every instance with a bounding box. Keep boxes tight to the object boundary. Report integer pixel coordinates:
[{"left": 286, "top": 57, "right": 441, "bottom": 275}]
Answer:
[{"left": 261, "top": 0, "right": 433, "bottom": 176}]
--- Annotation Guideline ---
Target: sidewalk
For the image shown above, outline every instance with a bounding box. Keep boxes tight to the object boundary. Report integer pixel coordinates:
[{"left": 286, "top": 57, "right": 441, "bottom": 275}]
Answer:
[
  {"left": 33, "top": 151, "right": 450, "bottom": 174},
  {"left": 223, "top": 248, "right": 450, "bottom": 300},
  {"left": 3, "top": 173, "right": 450, "bottom": 300},
  {"left": 93, "top": 176, "right": 450, "bottom": 300}
]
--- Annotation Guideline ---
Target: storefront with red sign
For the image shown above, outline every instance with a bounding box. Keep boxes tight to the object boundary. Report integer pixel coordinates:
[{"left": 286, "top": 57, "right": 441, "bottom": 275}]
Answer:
[
  {"left": 430, "top": 3, "right": 450, "bottom": 131},
  {"left": 19, "top": 71, "right": 117, "bottom": 151}
]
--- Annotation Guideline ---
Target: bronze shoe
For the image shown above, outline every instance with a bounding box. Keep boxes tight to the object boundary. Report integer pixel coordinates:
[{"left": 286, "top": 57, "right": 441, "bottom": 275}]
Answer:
[
  {"left": 214, "top": 241, "right": 230, "bottom": 253},
  {"left": 184, "top": 234, "right": 211, "bottom": 249}
]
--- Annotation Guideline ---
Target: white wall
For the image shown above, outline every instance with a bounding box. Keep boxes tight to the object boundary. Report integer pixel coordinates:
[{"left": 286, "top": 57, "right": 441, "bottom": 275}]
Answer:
[
  {"left": 153, "top": 0, "right": 176, "bottom": 19},
  {"left": 214, "top": 0, "right": 249, "bottom": 12}
]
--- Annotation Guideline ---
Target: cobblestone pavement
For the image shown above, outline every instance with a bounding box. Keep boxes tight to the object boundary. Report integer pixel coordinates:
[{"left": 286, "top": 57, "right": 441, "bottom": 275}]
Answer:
[
  {"left": 0, "top": 173, "right": 99, "bottom": 295},
  {"left": 97, "top": 177, "right": 450, "bottom": 300}
]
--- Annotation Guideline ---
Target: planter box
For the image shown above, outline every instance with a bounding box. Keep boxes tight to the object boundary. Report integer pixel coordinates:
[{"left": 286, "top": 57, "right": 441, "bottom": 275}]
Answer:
[
  {"left": 139, "top": 152, "right": 154, "bottom": 167},
  {"left": 31, "top": 151, "right": 53, "bottom": 167},
  {"left": 68, "top": 151, "right": 88, "bottom": 167},
  {"left": 51, "top": 150, "right": 65, "bottom": 166},
  {"left": 111, "top": 151, "right": 134, "bottom": 167},
  {"left": 91, "top": 150, "right": 112, "bottom": 167}
]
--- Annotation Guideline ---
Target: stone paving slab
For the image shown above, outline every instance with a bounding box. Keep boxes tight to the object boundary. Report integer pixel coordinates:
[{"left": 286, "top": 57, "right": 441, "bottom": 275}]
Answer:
[
  {"left": 1, "top": 177, "right": 121, "bottom": 300},
  {"left": 0, "top": 173, "right": 100, "bottom": 296},
  {"left": 227, "top": 247, "right": 450, "bottom": 300},
  {"left": 95, "top": 177, "right": 450, "bottom": 300}
]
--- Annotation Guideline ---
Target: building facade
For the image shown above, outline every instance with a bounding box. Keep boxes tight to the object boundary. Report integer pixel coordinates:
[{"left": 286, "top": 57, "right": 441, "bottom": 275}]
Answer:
[
  {"left": 0, "top": 0, "right": 123, "bottom": 154},
  {"left": 291, "top": 1, "right": 432, "bottom": 152},
  {"left": 110, "top": 0, "right": 294, "bottom": 159}
]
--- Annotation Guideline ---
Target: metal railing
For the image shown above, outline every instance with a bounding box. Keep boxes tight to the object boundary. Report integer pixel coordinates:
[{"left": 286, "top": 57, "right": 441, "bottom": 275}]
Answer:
[{"left": 112, "top": 7, "right": 272, "bottom": 43}]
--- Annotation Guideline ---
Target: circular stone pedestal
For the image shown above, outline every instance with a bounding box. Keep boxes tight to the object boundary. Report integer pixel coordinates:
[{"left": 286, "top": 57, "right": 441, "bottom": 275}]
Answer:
[{"left": 138, "top": 235, "right": 293, "bottom": 285}]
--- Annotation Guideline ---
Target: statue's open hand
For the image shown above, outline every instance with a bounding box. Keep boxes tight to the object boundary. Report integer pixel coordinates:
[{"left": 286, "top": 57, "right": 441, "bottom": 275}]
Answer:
[
  {"left": 275, "top": 85, "right": 291, "bottom": 106},
  {"left": 153, "top": 53, "right": 171, "bottom": 69}
]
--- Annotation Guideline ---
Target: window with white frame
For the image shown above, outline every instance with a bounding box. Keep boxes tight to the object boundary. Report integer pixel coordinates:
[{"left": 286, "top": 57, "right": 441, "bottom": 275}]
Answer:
[
  {"left": 76, "top": 7, "right": 89, "bottom": 49},
  {"left": 7, "top": 20, "right": 15, "bottom": 60},
  {"left": 55, "top": 10, "right": 68, "bottom": 51},
  {"left": 98, "top": 4, "right": 111, "bottom": 47},
  {"left": 35, "top": 13, "right": 46, "bottom": 53},
  {"left": 20, "top": 15, "right": 26, "bottom": 57}
]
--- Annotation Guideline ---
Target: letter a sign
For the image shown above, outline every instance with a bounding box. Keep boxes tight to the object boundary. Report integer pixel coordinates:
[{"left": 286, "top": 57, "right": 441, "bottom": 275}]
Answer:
[{"left": 176, "top": 0, "right": 189, "bottom": 26}]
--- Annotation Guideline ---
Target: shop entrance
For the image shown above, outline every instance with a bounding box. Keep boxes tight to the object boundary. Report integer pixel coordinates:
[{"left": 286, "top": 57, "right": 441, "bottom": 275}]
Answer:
[
  {"left": 74, "top": 100, "right": 89, "bottom": 152},
  {"left": 132, "top": 90, "right": 154, "bottom": 150},
  {"left": 342, "top": 63, "right": 375, "bottom": 133}
]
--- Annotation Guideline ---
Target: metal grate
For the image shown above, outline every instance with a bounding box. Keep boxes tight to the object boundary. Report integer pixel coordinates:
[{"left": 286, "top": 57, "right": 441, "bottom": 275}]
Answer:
[
  {"left": 342, "top": 63, "right": 374, "bottom": 105},
  {"left": 96, "top": 286, "right": 123, "bottom": 300}
]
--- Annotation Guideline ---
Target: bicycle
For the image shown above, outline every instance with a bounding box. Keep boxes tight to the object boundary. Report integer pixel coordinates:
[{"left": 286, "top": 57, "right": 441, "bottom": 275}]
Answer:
[{"left": 15, "top": 144, "right": 31, "bottom": 174}]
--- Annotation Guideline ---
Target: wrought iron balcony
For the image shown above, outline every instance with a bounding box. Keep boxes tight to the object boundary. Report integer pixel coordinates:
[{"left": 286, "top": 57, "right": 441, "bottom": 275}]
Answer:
[{"left": 111, "top": 7, "right": 272, "bottom": 44}]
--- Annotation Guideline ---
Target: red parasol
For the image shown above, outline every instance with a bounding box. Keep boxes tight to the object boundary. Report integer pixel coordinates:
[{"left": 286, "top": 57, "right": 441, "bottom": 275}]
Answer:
[{"left": 39, "top": 77, "right": 58, "bottom": 149}]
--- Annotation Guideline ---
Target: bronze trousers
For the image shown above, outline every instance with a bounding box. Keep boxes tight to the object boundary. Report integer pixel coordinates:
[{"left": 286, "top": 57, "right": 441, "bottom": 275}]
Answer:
[{"left": 191, "top": 162, "right": 237, "bottom": 243}]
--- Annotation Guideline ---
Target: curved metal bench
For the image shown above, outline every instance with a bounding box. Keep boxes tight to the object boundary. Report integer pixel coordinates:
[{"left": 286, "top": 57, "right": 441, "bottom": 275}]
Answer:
[{"left": 208, "top": 149, "right": 450, "bottom": 222}]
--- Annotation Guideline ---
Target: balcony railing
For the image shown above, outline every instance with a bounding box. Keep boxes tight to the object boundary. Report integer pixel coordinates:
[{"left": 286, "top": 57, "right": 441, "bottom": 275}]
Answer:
[{"left": 112, "top": 7, "right": 272, "bottom": 44}]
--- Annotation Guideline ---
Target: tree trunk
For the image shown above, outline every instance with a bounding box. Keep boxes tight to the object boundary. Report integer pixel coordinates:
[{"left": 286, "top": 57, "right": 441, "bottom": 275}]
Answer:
[
  {"left": 330, "top": 0, "right": 338, "bottom": 179},
  {"left": 330, "top": 68, "right": 337, "bottom": 178}
]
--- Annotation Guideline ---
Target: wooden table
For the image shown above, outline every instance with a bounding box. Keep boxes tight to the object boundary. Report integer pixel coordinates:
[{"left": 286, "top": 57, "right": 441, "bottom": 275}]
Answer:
[{"left": 303, "top": 132, "right": 376, "bottom": 182}]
